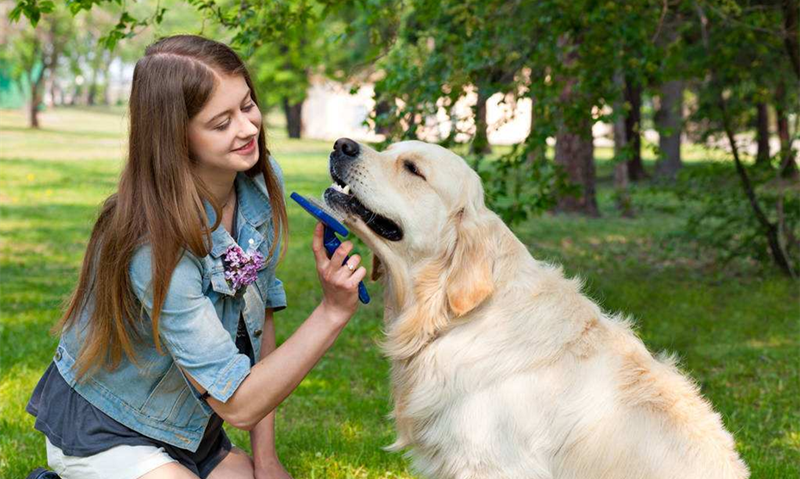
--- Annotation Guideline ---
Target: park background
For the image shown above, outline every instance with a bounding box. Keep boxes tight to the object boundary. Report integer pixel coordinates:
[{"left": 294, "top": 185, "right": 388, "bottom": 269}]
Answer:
[{"left": 1, "top": 0, "right": 798, "bottom": 477}]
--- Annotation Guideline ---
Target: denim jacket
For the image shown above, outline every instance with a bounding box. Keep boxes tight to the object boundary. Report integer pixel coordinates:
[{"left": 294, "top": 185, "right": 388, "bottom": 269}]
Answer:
[{"left": 52, "top": 157, "right": 287, "bottom": 452}]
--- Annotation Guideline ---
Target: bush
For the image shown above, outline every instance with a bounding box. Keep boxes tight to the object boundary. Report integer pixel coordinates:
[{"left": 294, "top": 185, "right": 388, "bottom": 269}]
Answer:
[{"left": 672, "top": 162, "right": 800, "bottom": 274}]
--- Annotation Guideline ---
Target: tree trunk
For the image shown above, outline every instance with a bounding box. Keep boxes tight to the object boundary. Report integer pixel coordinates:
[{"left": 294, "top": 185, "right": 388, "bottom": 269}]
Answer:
[
  {"left": 42, "top": 40, "right": 60, "bottom": 108},
  {"left": 755, "top": 102, "right": 771, "bottom": 166},
  {"left": 613, "top": 129, "right": 634, "bottom": 218},
  {"left": 614, "top": 162, "right": 633, "bottom": 217},
  {"left": 471, "top": 87, "right": 492, "bottom": 155},
  {"left": 87, "top": 82, "right": 97, "bottom": 106},
  {"left": 554, "top": 35, "right": 598, "bottom": 217},
  {"left": 69, "top": 85, "right": 80, "bottom": 106},
  {"left": 29, "top": 95, "right": 40, "bottom": 128},
  {"left": 49, "top": 79, "right": 62, "bottom": 106},
  {"left": 526, "top": 97, "right": 536, "bottom": 164},
  {"left": 375, "top": 97, "right": 391, "bottom": 136},
  {"left": 101, "top": 54, "right": 112, "bottom": 106},
  {"left": 526, "top": 90, "right": 546, "bottom": 164},
  {"left": 282, "top": 97, "right": 303, "bottom": 139},
  {"left": 88, "top": 50, "right": 101, "bottom": 106},
  {"left": 102, "top": 68, "right": 111, "bottom": 106},
  {"left": 776, "top": 84, "right": 799, "bottom": 178},
  {"left": 624, "top": 78, "right": 646, "bottom": 181},
  {"left": 613, "top": 72, "right": 634, "bottom": 217},
  {"left": 28, "top": 70, "right": 45, "bottom": 129},
  {"left": 44, "top": 75, "right": 55, "bottom": 107},
  {"left": 555, "top": 118, "right": 598, "bottom": 216},
  {"left": 654, "top": 80, "right": 684, "bottom": 179}
]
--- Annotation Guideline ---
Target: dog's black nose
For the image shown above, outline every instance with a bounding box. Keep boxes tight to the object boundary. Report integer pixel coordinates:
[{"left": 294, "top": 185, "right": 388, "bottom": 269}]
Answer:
[{"left": 333, "top": 138, "right": 360, "bottom": 158}]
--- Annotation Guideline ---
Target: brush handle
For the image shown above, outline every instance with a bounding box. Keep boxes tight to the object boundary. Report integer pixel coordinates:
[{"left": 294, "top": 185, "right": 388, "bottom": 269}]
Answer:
[{"left": 323, "top": 226, "right": 370, "bottom": 304}]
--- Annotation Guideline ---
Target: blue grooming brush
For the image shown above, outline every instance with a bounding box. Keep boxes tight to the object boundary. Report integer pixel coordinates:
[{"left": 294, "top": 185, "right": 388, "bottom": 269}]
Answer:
[{"left": 290, "top": 192, "right": 370, "bottom": 304}]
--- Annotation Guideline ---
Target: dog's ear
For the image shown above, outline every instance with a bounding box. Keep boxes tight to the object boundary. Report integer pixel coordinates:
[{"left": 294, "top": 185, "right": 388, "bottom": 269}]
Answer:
[
  {"left": 384, "top": 258, "right": 450, "bottom": 359},
  {"left": 445, "top": 208, "right": 494, "bottom": 317},
  {"left": 384, "top": 203, "right": 494, "bottom": 361},
  {"left": 371, "top": 253, "right": 384, "bottom": 281}
]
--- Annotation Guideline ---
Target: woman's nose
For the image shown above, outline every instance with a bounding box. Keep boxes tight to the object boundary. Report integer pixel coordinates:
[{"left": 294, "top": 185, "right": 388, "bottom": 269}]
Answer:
[{"left": 239, "top": 114, "right": 260, "bottom": 137}]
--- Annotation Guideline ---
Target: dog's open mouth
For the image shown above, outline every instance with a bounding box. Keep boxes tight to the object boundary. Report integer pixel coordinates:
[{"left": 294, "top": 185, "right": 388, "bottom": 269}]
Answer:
[{"left": 324, "top": 170, "right": 403, "bottom": 242}]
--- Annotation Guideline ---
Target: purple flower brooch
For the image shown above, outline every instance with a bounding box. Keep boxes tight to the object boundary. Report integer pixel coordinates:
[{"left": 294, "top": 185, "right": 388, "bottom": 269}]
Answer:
[{"left": 222, "top": 238, "right": 265, "bottom": 296}]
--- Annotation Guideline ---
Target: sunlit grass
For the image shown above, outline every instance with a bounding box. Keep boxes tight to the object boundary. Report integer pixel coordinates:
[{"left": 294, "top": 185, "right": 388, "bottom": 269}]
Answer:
[{"left": 1, "top": 106, "right": 797, "bottom": 478}]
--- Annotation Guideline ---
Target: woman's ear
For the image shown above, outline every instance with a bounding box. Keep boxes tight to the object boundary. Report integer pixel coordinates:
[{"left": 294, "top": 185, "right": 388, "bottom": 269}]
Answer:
[
  {"left": 371, "top": 253, "right": 384, "bottom": 281},
  {"left": 445, "top": 209, "right": 494, "bottom": 317}
]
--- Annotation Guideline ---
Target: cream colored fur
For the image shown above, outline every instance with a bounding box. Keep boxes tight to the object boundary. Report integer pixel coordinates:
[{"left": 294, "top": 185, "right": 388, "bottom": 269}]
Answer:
[{"left": 329, "top": 140, "right": 749, "bottom": 479}]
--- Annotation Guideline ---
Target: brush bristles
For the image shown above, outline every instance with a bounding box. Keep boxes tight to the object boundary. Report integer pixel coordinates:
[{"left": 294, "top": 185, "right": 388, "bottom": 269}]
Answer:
[{"left": 308, "top": 195, "right": 346, "bottom": 223}]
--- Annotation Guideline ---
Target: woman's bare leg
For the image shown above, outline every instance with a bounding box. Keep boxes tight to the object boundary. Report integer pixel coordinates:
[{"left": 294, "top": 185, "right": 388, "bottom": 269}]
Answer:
[
  {"left": 138, "top": 462, "right": 200, "bottom": 479},
  {"left": 207, "top": 447, "right": 255, "bottom": 479}
]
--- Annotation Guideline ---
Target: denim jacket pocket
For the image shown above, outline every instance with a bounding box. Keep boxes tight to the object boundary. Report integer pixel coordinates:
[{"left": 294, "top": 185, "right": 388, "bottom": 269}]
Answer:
[
  {"left": 140, "top": 363, "right": 211, "bottom": 427},
  {"left": 141, "top": 363, "right": 190, "bottom": 422}
]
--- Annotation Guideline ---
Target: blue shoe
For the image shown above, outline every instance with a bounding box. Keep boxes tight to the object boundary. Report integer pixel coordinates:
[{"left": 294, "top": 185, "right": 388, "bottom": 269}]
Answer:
[{"left": 25, "top": 468, "right": 61, "bottom": 479}]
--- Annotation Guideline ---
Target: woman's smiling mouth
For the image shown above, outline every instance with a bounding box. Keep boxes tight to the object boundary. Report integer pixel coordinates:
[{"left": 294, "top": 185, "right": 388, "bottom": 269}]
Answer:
[{"left": 232, "top": 138, "right": 256, "bottom": 155}]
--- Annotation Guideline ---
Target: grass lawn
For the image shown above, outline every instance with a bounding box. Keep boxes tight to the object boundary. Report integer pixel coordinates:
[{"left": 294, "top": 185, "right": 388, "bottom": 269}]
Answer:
[{"left": 1, "top": 107, "right": 797, "bottom": 478}]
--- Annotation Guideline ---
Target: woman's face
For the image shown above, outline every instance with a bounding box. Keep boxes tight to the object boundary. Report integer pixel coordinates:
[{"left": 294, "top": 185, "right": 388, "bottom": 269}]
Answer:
[{"left": 188, "top": 73, "right": 262, "bottom": 177}]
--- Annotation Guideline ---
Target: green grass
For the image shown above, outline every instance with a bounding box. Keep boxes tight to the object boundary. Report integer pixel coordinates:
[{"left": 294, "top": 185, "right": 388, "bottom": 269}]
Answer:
[{"left": 1, "top": 107, "right": 798, "bottom": 478}]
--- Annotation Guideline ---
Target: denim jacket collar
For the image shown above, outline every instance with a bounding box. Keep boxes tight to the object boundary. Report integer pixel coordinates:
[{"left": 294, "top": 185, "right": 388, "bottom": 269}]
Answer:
[
  {"left": 203, "top": 171, "right": 273, "bottom": 260},
  {"left": 236, "top": 170, "right": 272, "bottom": 228}
]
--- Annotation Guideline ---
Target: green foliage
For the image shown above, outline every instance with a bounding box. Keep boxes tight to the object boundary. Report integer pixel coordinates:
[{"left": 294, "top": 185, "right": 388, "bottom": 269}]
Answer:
[
  {"left": 683, "top": 1, "right": 797, "bottom": 145},
  {"left": 368, "top": 0, "right": 669, "bottom": 224},
  {"left": 9, "top": 0, "right": 54, "bottom": 26},
  {"left": 474, "top": 145, "right": 572, "bottom": 226},
  {"left": 673, "top": 162, "right": 800, "bottom": 273},
  {"left": 98, "top": 9, "right": 154, "bottom": 51},
  {"left": 9, "top": 0, "right": 157, "bottom": 50}
]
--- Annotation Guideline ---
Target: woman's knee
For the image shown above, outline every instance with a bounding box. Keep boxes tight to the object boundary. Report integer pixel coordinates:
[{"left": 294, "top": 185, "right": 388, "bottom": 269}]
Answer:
[{"left": 207, "top": 447, "right": 254, "bottom": 479}]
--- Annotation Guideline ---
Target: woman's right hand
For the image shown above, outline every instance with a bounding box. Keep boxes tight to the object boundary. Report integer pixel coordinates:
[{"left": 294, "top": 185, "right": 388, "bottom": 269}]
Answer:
[{"left": 312, "top": 222, "right": 367, "bottom": 327}]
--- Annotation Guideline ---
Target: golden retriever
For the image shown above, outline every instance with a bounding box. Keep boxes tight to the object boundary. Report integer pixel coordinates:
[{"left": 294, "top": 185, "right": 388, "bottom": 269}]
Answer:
[{"left": 322, "top": 138, "right": 749, "bottom": 479}]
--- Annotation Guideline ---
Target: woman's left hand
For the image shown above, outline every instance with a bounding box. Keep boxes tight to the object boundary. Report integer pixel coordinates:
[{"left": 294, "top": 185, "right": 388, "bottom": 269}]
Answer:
[{"left": 255, "top": 458, "right": 293, "bottom": 479}]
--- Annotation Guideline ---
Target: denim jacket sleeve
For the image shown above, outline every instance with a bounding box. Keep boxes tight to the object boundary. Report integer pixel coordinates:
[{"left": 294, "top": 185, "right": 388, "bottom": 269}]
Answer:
[
  {"left": 265, "top": 276, "right": 287, "bottom": 311},
  {"left": 129, "top": 244, "right": 250, "bottom": 403}
]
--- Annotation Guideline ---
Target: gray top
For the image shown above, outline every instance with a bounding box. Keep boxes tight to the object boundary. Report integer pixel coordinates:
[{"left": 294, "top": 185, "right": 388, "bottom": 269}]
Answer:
[{"left": 26, "top": 362, "right": 231, "bottom": 477}]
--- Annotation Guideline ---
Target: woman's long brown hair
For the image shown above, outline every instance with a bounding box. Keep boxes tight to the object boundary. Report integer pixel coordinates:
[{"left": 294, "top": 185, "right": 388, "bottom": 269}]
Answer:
[{"left": 57, "top": 35, "right": 289, "bottom": 380}]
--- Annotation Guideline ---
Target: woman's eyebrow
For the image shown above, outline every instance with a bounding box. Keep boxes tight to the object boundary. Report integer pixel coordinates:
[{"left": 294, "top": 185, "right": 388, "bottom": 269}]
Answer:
[{"left": 205, "top": 89, "right": 252, "bottom": 126}]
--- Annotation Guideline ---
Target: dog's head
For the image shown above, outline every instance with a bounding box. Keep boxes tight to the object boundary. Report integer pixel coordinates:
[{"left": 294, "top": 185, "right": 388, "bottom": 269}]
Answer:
[{"left": 324, "top": 138, "right": 496, "bottom": 358}]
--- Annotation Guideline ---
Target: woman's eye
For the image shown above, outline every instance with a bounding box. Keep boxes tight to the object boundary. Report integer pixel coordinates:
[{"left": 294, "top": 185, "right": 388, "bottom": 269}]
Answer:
[
  {"left": 213, "top": 104, "right": 255, "bottom": 131},
  {"left": 404, "top": 160, "right": 424, "bottom": 179}
]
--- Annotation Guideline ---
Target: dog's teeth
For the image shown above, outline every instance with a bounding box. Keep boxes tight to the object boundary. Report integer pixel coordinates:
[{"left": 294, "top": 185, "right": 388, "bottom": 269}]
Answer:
[{"left": 342, "top": 184, "right": 351, "bottom": 195}]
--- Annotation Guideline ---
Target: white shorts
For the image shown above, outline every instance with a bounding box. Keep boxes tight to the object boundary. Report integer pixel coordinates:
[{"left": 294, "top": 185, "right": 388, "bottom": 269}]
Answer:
[{"left": 45, "top": 436, "right": 178, "bottom": 479}]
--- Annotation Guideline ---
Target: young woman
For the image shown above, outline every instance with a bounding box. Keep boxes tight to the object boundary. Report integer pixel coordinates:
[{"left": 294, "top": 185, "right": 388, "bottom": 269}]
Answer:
[{"left": 25, "top": 35, "right": 367, "bottom": 479}]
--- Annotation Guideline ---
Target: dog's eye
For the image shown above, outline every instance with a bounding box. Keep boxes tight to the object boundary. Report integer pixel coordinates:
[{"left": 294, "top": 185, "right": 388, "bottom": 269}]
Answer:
[{"left": 404, "top": 160, "right": 425, "bottom": 180}]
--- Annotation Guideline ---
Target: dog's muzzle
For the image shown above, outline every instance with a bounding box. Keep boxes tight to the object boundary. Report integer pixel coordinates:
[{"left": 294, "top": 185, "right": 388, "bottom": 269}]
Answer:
[{"left": 324, "top": 138, "right": 404, "bottom": 242}]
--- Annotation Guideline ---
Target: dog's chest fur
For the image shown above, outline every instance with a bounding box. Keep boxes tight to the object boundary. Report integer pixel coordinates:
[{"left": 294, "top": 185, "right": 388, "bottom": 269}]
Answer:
[{"left": 385, "top": 291, "right": 608, "bottom": 479}]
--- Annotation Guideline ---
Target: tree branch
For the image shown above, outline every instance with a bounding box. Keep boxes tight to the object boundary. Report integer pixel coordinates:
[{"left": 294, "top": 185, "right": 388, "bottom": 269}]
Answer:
[{"left": 719, "top": 96, "right": 795, "bottom": 277}]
